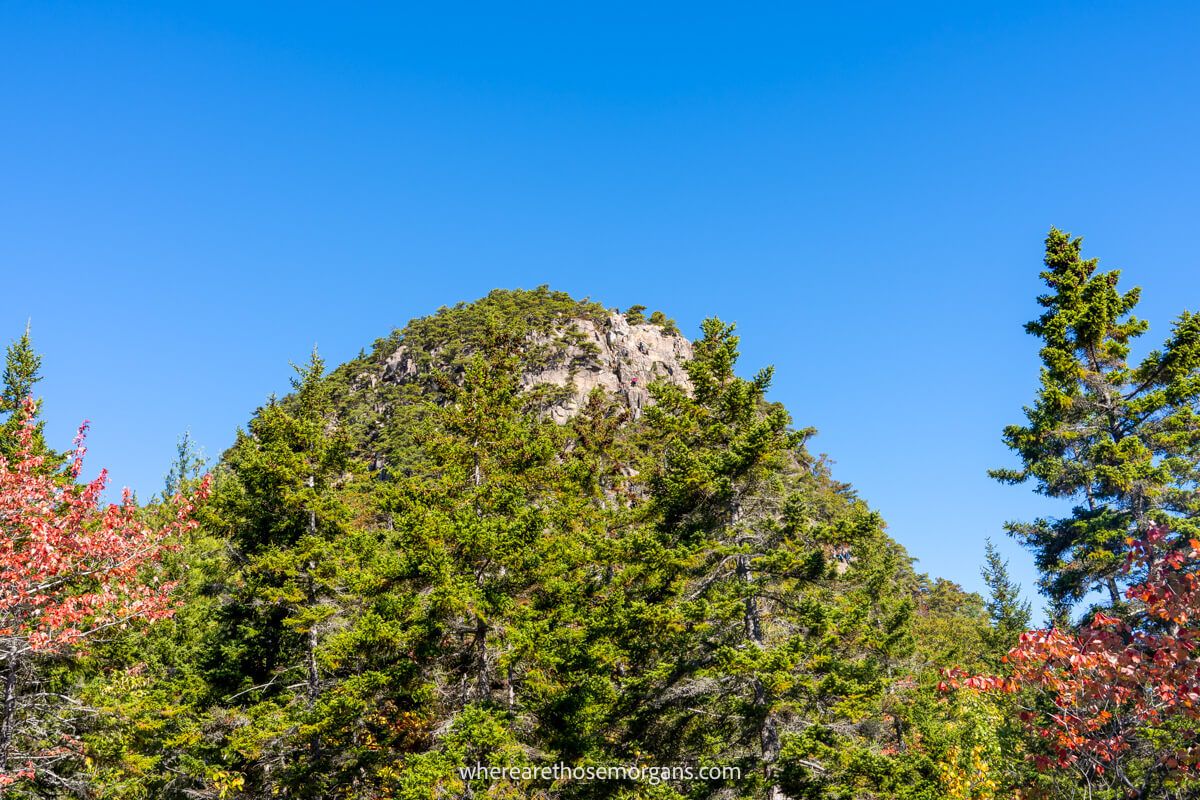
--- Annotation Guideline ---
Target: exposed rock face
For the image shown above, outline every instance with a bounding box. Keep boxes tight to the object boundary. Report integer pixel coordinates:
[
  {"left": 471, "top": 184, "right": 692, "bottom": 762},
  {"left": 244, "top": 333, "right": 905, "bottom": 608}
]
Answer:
[
  {"left": 527, "top": 312, "right": 694, "bottom": 422},
  {"left": 381, "top": 311, "right": 693, "bottom": 423}
]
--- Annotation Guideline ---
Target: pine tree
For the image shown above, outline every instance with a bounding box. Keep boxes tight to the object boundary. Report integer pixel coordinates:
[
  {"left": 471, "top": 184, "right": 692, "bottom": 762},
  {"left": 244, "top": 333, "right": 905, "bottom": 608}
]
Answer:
[
  {"left": 60, "top": 292, "right": 991, "bottom": 800},
  {"left": 384, "top": 321, "right": 622, "bottom": 796},
  {"left": 992, "top": 228, "right": 1200, "bottom": 610},
  {"left": 163, "top": 429, "right": 206, "bottom": 498},
  {"left": 205, "top": 347, "right": 361, "bottom": 797},
  {"left": 980, "top": 539, "right": 1031, "bottom": 661},
  {"left": 0, "top": 326, "right": 51, "bottom": 462},
  {"left": 638, "top": 318, "right": 796, "bottom": 797},
  {"left": 636, "top": 318, "right": 918, "bottom": 800}
]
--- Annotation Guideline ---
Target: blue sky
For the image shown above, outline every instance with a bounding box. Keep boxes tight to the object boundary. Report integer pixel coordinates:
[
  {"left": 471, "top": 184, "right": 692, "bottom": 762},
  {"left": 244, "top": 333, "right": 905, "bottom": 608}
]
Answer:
[{"left": 3, "top": 2, "right": 1198, "bottom": 613}]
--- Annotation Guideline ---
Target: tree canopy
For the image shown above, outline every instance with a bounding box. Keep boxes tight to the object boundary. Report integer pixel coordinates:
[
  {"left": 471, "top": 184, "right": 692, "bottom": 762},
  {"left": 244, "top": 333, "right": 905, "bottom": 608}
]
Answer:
[{"left": 2, "top": 242, "right": 1197, "bottom": 799}]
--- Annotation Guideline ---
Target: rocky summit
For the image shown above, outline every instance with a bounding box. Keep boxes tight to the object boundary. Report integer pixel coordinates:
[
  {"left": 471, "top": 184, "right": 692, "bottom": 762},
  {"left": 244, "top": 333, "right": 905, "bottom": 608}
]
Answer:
[{"left": 380, "top": 308, "right": 693, "bottom": 423}]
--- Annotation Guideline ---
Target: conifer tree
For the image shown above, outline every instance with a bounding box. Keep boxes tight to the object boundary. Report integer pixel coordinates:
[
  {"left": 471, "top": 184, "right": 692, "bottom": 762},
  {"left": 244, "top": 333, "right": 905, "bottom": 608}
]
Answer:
[
  {"left": 206, "top": 347, "right": 360, "bottom": 796},
  {"left": 638, "top": 318, "right": 915, "bottom": 800},
  {"left": 980, "top": 539, "right": 1031, "bottom": 661},
  {"left": 57, "top": 291, "right": 998, "bottom": 800},
  {"left": 992, "top": 229, "right": 1200, "bottom": 610},
  {"left": 423, "top": 338, "right": 561, "bottom": 695},
  {"left": 163, "top": 429, "right": 206, "bottom": 498},
  {"left": 0, "top": 326, "right": 51, "bottom": 463},
  {"left": 640, "top": 318, "right": 797, "bottom": 796}
]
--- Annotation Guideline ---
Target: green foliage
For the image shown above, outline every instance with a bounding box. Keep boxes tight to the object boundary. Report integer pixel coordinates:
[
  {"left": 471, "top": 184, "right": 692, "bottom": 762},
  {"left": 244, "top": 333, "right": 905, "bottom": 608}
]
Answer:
[
  {"left": 28, "top": 288, "right": 1052, "bottom": 800},
  {"left": 15, "top": 230, "right": 1199, "bottom": 800},
  {"left": 0, "top": 325, "right": 54, "bottom": 463},
  {"left": 979, "top": 540, "right": 1031, "bottom": 661},
  {"left": 0, "top": 325, "right": 41, "bottom": 413},
  {"left": 648, "top": 311, "right": 680, "bottom": 336},
  {"left": 910, "top": 577, "right": 989, "bottom": 673},
  {"left": 622, "top": 317, "right": 942, "bottom": 798},
  {"left": 163, "top": 430, "right": 207, "bottom": 499},
  {"left": 379, "top": 286, "right": 606, "bottom": 375},
  {"left": 992, "top": 229, "right": 1200, "bottom": 611}
]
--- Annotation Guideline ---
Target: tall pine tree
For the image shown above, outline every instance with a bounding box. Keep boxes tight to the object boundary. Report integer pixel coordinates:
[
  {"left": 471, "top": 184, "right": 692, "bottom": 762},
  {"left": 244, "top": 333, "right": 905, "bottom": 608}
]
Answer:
[
  {"left": 0, "top": 326, "right": 52, "bottom": 463},
  {"left": 638, "top": 319, "right": 915, "bottom": 800},
  {"left": 979, "top": 540, "right": 1031, "bottom": 662},
  {"left": 992, "top": 229, "right": 1200, "bottom": 610},
  {"left": 205, "top": 347, "right": 361, "bottom": 797}
]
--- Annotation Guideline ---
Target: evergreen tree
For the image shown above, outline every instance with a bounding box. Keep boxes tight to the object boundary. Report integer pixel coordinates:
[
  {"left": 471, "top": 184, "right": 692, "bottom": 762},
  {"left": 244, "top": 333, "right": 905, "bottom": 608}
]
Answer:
[
  {"left": 0, "top": 326, "right": 51, "bottom": 462},
  {"left": 386, "top": 321, "right": 604, "bottom": 796},
  {"left": 638, "top": 318, "right": 800, "bottom": 797},
  {"left": 979, "top": 539, "right": 1031, "bottom": 661},
  {"left": 52, "top": 291, "right": 1004, "bottom": 800},
  {"left": 163, "top": 429, "right": 206, "bottom": 498},
  {"left": 203, "top": 347, "right": 364, "bottom": 797},
  {"left": 637, "top": 318, "right": 918, "bottom": 800},
  {"left": 991, "top": 229, "right": 1200, "bottom": 610}
]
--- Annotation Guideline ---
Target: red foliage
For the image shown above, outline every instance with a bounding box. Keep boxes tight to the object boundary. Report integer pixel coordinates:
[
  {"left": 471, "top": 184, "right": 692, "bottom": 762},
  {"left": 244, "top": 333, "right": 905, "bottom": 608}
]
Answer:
[
  {"left": 945, "top": 524, "right": 1200, "bottom": 784},
  {"left": 0, "top": 398, "right": 209, "bottom": 785}
]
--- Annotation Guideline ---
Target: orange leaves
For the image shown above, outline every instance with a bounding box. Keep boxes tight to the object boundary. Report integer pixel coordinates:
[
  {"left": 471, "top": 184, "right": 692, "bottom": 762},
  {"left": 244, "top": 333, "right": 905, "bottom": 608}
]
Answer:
[
  {"left": 0, "top": 398, "right": 210, "bottom": 658},
  {"left": 0, "top": 767, "right": 35, "bottom": 787},
  {"left": 938, "top": 669, "right": 1018, "bottom": 694},
  {"left": 0, "top": 399, "right": 209, "bottom": 786},
  {"left": 946, "top": 523, "right": 1200, "bottom": 778}
]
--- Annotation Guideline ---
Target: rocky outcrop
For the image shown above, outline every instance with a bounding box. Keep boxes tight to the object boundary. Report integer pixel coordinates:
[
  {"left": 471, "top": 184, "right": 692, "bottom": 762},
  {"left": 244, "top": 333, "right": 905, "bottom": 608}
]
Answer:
[
  {"left": 524, "top": 312, "right": 693, "bottom": 422},
  {"left": 381, "top": 312, "right": 693, "bottom": 423}
]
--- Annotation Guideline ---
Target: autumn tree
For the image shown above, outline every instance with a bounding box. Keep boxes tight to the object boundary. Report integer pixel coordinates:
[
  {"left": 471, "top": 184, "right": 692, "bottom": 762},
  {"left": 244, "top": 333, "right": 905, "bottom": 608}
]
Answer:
[
  {"left": 0, "top": 398, "right": 207, "bottom": 792},
  {"left": 992, "top": 229, "right": 1200, "bottom": 610},
  {"left": 951, "top": 524, "right": 1200, "bottom": 799}
]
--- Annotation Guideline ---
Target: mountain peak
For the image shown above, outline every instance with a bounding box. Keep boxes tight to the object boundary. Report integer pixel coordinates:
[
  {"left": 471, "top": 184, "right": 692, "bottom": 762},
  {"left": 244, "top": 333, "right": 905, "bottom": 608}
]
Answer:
[{"left": 380, "top": 307, "right": 693, "bottom": 422}]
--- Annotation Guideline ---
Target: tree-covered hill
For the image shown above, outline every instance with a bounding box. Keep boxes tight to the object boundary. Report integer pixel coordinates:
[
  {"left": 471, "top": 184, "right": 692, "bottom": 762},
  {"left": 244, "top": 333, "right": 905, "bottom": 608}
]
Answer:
[
  {"left": 0, "top": 286, "right": 1037, "bottom": 799},
  {"left": 117, "top": 289, "right": 1007, "bottom": 799}
]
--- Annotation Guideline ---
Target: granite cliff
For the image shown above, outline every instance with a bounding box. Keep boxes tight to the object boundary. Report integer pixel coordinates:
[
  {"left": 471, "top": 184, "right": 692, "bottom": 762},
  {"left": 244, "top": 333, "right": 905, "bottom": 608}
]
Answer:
[
  {"left": 325, "top": 288, "right": 695, "bottom": 471},
  {"left": 379, "top": 309, "right": 693, "bottom": 422}
]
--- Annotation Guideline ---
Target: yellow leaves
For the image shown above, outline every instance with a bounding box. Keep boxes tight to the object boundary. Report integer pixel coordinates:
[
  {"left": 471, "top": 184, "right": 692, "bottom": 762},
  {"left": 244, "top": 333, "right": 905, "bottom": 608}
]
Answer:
[
  {"left": 206, "top": 768, "right": 246, "bottom": 799},
  {"left": 936, "top": 728, "right": 1003, "bottom": 799}
]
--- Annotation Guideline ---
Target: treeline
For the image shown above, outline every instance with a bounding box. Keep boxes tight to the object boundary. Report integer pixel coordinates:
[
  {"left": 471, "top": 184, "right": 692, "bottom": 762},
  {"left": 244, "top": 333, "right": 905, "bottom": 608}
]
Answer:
[{"left": 1, "top": 230, "right": 1198, "bottom": 799}]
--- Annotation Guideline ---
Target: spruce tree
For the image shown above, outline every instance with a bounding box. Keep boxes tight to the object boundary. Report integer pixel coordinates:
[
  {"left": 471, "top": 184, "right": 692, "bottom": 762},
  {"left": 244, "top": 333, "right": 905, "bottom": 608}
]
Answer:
[
  {"left": 206, "top": 347, "right": 360, "bottom": 797},
  {"left": 59, "top": 292, "right": 993, "bottom": 800},
  {"left": 640, "top": 318, "right": 799, "bottom": 797},
  {"left": 0, "top": 326, "right": 51, "bottom": 462},
  {"left": 980, "top": 539, "right": 1031, "bottom": 661},
  {"left": 992, "top": 229, "right": 1200, "bottom": 609},
  {"left": 639, "top": 318, "right": 914, "bottom": 800},
  {"left": 163, "top": 429, "right": 206, "bottom": 498}
]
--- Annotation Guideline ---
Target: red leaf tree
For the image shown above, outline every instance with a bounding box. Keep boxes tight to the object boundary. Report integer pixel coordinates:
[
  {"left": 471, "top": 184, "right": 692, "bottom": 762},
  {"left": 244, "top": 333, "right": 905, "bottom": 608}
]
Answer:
[
  {"left": 947, "top": 524, "right": 1200, "bottom": 798},
  {"left": 0, "top": 398, "right": 209, "bottom": 787}
]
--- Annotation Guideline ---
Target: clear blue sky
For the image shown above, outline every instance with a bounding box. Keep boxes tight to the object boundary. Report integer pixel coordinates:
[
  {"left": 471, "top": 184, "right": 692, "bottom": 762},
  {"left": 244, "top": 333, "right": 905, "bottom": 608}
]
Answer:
[{"left": 3, "top": 2, "right": 1198, "bottom": 614}]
